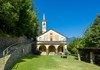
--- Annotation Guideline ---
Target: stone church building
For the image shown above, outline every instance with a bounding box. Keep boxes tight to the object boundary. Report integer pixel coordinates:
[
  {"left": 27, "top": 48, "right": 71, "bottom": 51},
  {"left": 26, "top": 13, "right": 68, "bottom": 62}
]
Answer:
[{"left": 37, "top": 14, "right": 67, "bottom": 55}]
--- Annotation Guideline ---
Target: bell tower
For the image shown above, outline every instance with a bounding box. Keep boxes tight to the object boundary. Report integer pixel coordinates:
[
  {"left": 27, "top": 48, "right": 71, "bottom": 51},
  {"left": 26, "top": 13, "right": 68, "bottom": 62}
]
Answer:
[{"left": 42, "top": 14, "right": 46, "bottom": 33}]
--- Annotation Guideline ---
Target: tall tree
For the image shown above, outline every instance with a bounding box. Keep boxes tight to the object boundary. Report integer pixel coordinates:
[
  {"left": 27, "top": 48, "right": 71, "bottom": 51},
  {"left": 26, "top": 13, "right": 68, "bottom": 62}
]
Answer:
[
  {"left": 0, "top": 0, "right": 39, "bottom": 39},
  {"left": 84, "top": 15, "right": 100, "bottom": 47}
]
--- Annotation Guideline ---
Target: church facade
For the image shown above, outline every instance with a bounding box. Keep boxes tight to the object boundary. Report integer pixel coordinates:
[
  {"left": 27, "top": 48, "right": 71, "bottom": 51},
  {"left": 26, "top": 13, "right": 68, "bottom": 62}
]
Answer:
[{"left": 36, "top": 14, "right": 67, "bottom": 55}]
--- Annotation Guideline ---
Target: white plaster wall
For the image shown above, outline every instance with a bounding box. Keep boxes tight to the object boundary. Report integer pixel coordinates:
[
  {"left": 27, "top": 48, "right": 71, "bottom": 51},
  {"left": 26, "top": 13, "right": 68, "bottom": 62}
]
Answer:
[{"left": 37, "top": 30, "right": 66, "bottom": 41}]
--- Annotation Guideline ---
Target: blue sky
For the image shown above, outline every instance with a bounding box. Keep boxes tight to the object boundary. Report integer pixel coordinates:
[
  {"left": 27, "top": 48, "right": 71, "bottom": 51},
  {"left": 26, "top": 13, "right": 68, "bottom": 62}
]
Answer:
[{"left": 33, "top": 0, "right": 100, "bottom": 37}]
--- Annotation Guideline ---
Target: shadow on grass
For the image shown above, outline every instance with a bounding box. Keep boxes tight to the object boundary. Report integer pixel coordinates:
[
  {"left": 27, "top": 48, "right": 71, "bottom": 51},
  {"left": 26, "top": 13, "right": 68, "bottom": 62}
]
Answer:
[
  {"left": 23, "top": 54, "right": 40, "bottom": 59},
  {"left": 9, "top": 54, "right": 40, "bottom": 70},
  {"left": 74, "top": 54, "right": 91, "bottom": 63},
  {"left": 73, "top": 54, "right": 100, "bottom": 66}
]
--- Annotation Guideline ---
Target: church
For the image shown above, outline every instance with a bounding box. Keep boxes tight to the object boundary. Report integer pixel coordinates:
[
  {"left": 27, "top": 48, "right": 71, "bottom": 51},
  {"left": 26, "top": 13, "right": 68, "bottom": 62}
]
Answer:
[{"left": 36, "top": 14, "right": 67, "bottom": 55}]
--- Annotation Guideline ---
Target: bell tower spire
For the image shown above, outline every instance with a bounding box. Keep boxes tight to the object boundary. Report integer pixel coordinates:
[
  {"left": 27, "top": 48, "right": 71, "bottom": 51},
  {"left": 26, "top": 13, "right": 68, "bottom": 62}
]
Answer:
[
  {"left": 42, "top": 13, "right": 46, "bottom": 33},
  {"left": 43, "top": 14, "right": 45, "bottom": 20}
]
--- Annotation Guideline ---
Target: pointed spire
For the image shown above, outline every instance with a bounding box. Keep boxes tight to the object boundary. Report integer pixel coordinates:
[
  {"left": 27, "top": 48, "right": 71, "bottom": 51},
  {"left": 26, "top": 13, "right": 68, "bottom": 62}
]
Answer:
[
  {"left": 42, "top": 13, "right": 46, "bottom": 33},
  {"left": 43, "top": 13, "right": 45, "bottom": 20}
]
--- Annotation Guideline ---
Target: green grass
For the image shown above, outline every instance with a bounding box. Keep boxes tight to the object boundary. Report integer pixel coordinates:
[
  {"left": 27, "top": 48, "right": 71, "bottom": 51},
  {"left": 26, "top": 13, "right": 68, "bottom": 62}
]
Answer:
[{"left": 11, "top": 54, "right": 100, "bottom": 70}]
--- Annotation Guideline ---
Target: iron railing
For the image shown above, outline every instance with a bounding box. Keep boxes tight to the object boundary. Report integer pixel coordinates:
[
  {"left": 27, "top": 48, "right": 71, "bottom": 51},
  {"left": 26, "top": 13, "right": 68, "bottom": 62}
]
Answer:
[{"left": 3, "top": 41, "right": 31, "bottom": 56}]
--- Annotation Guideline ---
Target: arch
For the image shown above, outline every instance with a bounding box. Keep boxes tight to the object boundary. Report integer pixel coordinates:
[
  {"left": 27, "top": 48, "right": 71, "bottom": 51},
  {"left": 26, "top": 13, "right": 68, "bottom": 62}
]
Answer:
[
  {"left": 39, "top": 45, "right": 46, "bottom": 52},
  {"left": 58, "top": 45, "right": 63, "bottom": 55},
  {"left": 48, "top": 45, "right": 56, "bottom": 55}
]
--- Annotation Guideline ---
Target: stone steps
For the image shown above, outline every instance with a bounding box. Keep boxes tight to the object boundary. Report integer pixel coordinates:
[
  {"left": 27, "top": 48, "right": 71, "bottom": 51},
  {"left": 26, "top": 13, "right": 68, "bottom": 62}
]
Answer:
[
  {"left": 41, "top": 52, "right": 46, "bottom": 55},
  {"left": 0, "top": 55, "right": 11, "bottom": 70}
]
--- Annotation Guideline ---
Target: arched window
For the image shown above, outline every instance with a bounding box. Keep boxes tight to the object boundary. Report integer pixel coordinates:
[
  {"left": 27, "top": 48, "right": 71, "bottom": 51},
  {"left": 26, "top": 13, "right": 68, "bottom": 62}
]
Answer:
[{"left": 43, "top": 23, "right": 45, "bottom": 25}]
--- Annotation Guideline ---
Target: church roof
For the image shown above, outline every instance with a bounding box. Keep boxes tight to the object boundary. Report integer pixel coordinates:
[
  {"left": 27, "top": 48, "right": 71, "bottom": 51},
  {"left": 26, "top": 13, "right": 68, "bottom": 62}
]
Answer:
[{"left": 37, "top": 29, "right": 67, "bottom": 38}]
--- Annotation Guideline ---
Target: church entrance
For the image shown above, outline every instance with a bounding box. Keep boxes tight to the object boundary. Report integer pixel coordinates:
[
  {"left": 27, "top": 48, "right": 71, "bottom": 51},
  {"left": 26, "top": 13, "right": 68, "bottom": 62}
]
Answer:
[
  {"left": 48, "top": 45, "right": 56, "bottom": 55},
  {"left": 39, "top": 45, "right": 46, "bottom": 55},
  {"left": 58, "top": 45, "right": 63, "bottom": 55}
]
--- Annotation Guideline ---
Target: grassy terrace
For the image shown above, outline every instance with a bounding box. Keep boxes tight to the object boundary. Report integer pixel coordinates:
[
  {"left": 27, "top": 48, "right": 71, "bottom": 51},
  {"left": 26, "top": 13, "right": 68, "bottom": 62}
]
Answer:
[{"left": 11, "top": 54, "right": 100, "bottom": 70}]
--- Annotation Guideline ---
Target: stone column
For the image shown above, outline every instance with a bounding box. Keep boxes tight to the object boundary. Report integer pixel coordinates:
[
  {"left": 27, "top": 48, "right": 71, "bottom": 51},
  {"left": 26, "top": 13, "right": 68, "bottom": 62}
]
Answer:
[
  {"left": 45, "top": 45, "right": 49, "bottom": 55},
  {"left": 55, "top": 45, "right": 59, "bottom": 55},
  {"left": 46, "top": 48, "right": 48, "bottom": 55},
  {"left": 56, "top": 48, "right": 58, "bottom": 55},
  {"left": 90, "top": 51, "right": 94, "bottom": 64}
]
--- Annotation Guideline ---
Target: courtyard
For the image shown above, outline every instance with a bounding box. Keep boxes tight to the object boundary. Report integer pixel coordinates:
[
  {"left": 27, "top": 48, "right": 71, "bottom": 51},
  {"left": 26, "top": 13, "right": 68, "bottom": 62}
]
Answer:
[{"left": 11, "top": 54, "right": 100, "bottom": 70}]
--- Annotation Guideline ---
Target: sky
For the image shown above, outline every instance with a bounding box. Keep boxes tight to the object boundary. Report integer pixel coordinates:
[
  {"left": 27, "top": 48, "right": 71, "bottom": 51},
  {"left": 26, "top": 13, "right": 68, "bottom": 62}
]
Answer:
[{"left": 33, "top": 0, "right": 100, "bottom": 37}]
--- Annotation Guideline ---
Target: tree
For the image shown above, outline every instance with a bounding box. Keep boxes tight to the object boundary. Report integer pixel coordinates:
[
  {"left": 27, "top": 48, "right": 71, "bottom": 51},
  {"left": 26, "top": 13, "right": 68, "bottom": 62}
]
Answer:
[
  {"left": 68, "top": 38, "right": 78, "bottom": 54},
  {"left": 0, "top": 0, "right": 39, "bottom": 39},
  {"left": 67, "top": 38, "right": 85, "bottom": 54},
  {"left": 84, "top": 15, "right": 100, "bottom": 47}
]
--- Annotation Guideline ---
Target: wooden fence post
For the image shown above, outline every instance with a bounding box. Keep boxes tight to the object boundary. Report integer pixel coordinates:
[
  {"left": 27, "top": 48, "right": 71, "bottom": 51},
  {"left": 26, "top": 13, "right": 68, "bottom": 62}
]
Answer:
[
  {"left": 77, "top": 50, "right": 81, "bottom": 61},
  {"left": 90, "top": 51, "right": 94, "bottom": 64}
]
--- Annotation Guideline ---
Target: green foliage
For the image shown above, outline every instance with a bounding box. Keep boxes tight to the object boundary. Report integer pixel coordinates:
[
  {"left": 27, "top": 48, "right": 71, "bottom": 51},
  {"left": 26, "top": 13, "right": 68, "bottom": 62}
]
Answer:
[
  {"left": 68, "top": 38, "right": 85, "bottom": 54},
  {"left": 0, "top": 0, "right": 39, "bottom": 39},
  {"left": 68, "top": 14, "right": 100, "bottom": 54},
  {"left": 68, "top": 38, "right": 78, "bottom": 54},
  {"left": 84, "top": 15, "right": 100, "bottom": 47}
]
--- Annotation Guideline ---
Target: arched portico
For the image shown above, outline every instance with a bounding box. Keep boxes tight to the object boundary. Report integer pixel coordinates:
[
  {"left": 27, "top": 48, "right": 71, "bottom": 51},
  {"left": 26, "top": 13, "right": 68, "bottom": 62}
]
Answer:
[
  {"left": 37, "top": 44, "right": 67, "bottom": 55},
  {"left": 39, "top": 45, "right": 46, "bottom": 52},
  {"left": 48, "top": 45, "right": 56, "bottom": 55},
  {"left": 58, "top": 45, "right": 63, "bottom": 55},
  {"left": 38, "top": 45, "right": 46, "bottom": 55}
]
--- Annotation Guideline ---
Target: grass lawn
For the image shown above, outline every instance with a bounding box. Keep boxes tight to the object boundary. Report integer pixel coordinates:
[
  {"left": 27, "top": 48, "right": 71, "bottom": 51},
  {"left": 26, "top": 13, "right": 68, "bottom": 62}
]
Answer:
[{"left": 11, "top": 54, "right": 100, "bottom": 70}]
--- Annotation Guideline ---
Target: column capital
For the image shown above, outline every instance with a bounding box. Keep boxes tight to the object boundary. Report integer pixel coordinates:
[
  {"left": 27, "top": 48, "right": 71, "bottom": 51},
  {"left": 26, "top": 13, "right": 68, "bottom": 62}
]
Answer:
[
  {"left": 54, "top": 45, "right": 59, "bottom": 49},
  {"left": 45, "top": 45, "right": 49, "bottom": 49}
]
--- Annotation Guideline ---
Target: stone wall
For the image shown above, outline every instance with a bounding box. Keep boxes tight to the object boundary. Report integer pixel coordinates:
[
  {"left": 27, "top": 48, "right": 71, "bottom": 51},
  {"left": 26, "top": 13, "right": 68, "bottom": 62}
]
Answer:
[
  {"left": 0, "top": 36, "right": 29, "bottom": 50},
  {"left": 1, "top": 42, "right": 32, "bottom": 70}
]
